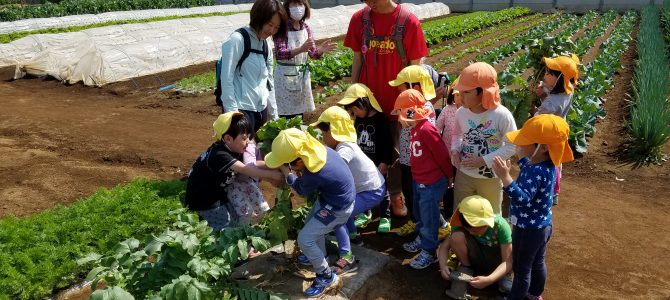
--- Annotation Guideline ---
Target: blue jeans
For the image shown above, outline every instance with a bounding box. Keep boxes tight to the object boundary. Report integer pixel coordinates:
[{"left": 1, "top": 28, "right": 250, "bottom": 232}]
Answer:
[
  {"left": 413, "top": 176, "right": 447, "bottom": 254},
  {"left": 333, "top": 185, "right": 386, "bottom": 254},
  {"left": 508, "top": 225, "right": 553, "bottom": 300},
  {"left": 297, "top": 201, "right": 353, "bottom": 274}
]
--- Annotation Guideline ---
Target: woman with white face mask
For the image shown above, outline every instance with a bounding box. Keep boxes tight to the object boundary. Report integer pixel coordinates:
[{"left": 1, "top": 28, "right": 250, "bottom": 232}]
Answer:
[{"left": 272, "top": 0, "right": 337, "bottom": 120}]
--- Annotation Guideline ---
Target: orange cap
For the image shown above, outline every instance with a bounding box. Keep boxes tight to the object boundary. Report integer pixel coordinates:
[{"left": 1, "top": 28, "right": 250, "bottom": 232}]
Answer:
[
  {"left": 543, "top": 54, "right": 580, "bottom": 94},
  {"left": 391, "top": 89, "right": 431, "bottom": 124},
  {"left": 506, "top": 114, "right": 574, "bottom": 166},
  {"left": 454, "top": 62, "right": 500, "bottom": 110}
]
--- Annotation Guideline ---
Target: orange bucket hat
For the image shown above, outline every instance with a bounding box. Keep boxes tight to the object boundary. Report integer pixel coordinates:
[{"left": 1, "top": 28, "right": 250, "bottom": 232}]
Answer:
[
  {"left": 454, "top": 62, "right": 500, "bottom": 110},
  {"left": 391, "top": 89, "right": 432, "bottom": 124},
  {"left": 506, "top": 114, "right": 574, "bottom": 166},
  {"left": 543, "top": 54, "right": 580, "bottom": 94}
]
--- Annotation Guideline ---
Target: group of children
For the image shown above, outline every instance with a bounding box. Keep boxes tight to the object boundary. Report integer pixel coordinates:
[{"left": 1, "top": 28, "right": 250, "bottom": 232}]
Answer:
[{"left": 186, "top": 54, "right": 580, "bottom": 299}]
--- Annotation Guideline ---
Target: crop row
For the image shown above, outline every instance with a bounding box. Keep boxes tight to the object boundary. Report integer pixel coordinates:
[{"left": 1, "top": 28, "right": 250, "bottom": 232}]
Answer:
[
  {"left": 0, "top": 0, "right": 215, "bottom": 22},
  {"left": 628, "top": 6, "right": 670, "bottom": 163}
]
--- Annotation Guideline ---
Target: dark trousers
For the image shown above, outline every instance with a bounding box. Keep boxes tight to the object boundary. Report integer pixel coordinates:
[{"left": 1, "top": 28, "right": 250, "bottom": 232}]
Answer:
[
  {"left": 509, "top": 225, "right": 553, "bottom": 300},
  {"left": 240, "top": 109, "right": 267, "bottom": 136}
]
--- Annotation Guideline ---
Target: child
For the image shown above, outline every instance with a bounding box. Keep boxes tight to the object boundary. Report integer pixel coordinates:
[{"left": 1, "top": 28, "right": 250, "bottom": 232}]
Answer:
[
  {"left": 338, "top": 83, "right": 397, "bottom": 232},
  {"left": 435, "top": 77, "right": 460, "bottom": 221},
  {"left": 492, "top": 114, "right": 574, "bottom": 300},
  {"left": 533, "top": 54, "right": 580, "bottom": 205},
  {"left": 450, "top": 62, "right": 517, "bottom": 215},
  {"left": 265, "top": 128, "right": 355, "bottom": 297},
  {"left": 392, "top": 89, "right": 454, "bottom": 269},
  {"left": 387, "top": 65, "right": 442, "bottom": 237},
  {"left": 184, "top": 112, "right": 284, "bottom": 230},
  {"left": 438, "top": 195, "right": 513, "bottom": 299},
  {"left": 273, "top": 0, "right": 336, "bottom": 119},
  {"left": 308, "top": 106, "right": 387, "bottom": 274}
]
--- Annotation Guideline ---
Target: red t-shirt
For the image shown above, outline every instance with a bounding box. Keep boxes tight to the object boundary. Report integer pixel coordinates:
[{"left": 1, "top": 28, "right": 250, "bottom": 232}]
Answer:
[
  {"left": 344, "top": 4, "right": 428, "bottom": 120},
  {"left": 409, "top": 120, "right": 454, "bottom": 184}
]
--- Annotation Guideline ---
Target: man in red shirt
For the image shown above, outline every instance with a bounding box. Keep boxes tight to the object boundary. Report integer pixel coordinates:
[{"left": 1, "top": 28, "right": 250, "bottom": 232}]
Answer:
[{"left": 344, "top": 0, "right": 429, "bottom": 120}]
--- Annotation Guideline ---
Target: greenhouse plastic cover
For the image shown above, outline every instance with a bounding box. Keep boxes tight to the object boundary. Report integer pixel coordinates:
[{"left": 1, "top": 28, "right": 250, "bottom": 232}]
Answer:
[
  {"left": 0, "top": 3, "right": 450, "bottom": 86},
  {"left": 0, "top": 4, "right": 254, "bottom": 35}
]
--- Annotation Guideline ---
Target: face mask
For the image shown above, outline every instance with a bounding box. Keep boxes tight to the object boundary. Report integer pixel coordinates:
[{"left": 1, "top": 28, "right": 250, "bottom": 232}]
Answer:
[{"left": 289, "top": 5, "right": 305, "bottom": 21}]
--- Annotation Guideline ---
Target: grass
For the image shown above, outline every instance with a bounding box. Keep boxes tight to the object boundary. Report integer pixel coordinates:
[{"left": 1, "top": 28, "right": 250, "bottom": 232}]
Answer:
[
  {"left": 0, "top": 179, "right": 184, "bottom": 299},
  {"left": 174, "top": 70, "right": 216, "bottom": 92}
]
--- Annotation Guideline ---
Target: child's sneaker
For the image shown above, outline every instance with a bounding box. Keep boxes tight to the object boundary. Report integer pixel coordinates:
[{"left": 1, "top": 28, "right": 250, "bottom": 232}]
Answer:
[
  {"left": 377, "top": 217, "right": 391, "bottom": 233},
  {"left": 409, "top": 250, "right": 437, "bottom": 269},
  {"left": 296, "top": 254, "right": 311, "bottom": 266},
  {"left": 354, "top": 212, "right": 372, "bottom": 228},
  {"left": 402, "top": 236, "right": 421, "bottom": 253},
  {"left": 332, "top": 256, "right": 359, "bottom": 275},
  {"left": 304, "top": 272, "right": 339, "bottom": 298},
  {"left": 395, "top": 220, "right": 416, "bottom": 236},
  {"left": 391, "top": 193, "right": 408, "bottom": 217}
]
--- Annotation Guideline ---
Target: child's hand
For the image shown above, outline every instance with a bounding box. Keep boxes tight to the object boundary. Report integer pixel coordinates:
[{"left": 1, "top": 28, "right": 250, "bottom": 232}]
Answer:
[
  {"left": 461, "top": 156, "right": 485, "bottom": 169},
  {"left": 317, "top": 39, "right": 337, "bottom": 55},
  {"left": 469, "top": 276, "right": 493, "bottom": 289},
  {"left": 440, "top": 265, "right": 451, "bottom": 281},
  {"left": 378, "top": 163, "right": 389, "bottom": 176},
  {"left": 491, "top": 156, "right": 510, "bottom": 177},
  {"left": 300, "top": 39, "right": 315, "bottom": 53},
  {"left": 450, "top": 150, "right": 460, "bottom": 168},
  {"left": 435, "top": 85, "right": 447, "bottom": 100},
  {"left": 268, "top": 170, "right": 284, "bottom": 187}
]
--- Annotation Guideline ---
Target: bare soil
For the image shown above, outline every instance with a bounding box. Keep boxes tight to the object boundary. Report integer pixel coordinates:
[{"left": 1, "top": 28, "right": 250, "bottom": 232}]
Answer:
[{"left": 1, "top": 13, "right": 669, "bottom": 300}]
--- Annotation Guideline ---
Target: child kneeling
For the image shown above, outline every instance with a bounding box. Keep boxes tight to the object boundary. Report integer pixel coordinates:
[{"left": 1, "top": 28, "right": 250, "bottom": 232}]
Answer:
[
  {"left": 184, "top": 112, "right": 283, "bottom": 230},
  {"left": 265, "top": 128, "right": 356, "bottom": 298}
]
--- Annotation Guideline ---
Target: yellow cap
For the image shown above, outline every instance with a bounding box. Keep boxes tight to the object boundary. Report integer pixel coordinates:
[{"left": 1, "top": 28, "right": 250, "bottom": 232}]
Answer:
[
  {"left": 543, "top": 54, "right": 580, "bottom": 94},
  {"left": 458, "top": 195, "right": 495, "bottom": 228},
  {"left": 388, "top": 65, "right": 436, "bottom": 100},
  {"left": 506, "top": 114, "right": 574, "bottom": 166},
  {"left": 337, "top": 83, "right": 383, "bottom": 113},
  {"left": 310, "top": 106, "right": 358, "bottom": 143},
  {"left": 213, "top": 112, "right": 243, "bottom": 141},
  {"left": 264, "top": 128, "right": 327, "bottom": 172}
]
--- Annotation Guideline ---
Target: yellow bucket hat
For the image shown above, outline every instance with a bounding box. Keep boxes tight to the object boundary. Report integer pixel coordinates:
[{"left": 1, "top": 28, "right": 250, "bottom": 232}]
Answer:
[
  {"left": 213, "top": 112, "right": 243, "bottom": 141},
  {"left": 506, "top": 114, "right": 575, "bottom": 166},
  {"left": 458, "top": 195, "right": 495, "bottom": 228},
  {"left": 543, "top": 54, "right": 580, "bottom": 94},
  {"left": 264, "top": 128, "right": 327, "bottom": 172},
  {"left": 388, "top": 65, "right": 436, "bottom": 100},
  {"left": 310, "top": 106, "right": 357, "bottom": 143},
  {"left": 337, "top": 83, "right": 383, "bottom": 113}
]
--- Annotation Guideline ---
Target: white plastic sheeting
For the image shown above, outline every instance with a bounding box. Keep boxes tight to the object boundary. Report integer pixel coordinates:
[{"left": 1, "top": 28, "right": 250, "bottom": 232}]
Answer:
[
  {"left": 0, "top": 4, "right": 254, "bottom": 35},
  {"left": 2, "top": 3, "right": 450, "bottom": 86}
]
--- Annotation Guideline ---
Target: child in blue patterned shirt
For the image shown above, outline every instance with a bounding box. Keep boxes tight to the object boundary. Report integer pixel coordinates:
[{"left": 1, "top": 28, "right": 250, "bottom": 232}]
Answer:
[{"left": 491, "top": 114, "right": 574, "bottom": 300}]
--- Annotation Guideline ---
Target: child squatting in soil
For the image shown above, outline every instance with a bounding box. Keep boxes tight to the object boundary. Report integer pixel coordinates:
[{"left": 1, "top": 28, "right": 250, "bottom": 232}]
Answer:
[
  {"left": 450, "top": 62, "right": 517, "bottom": 216},
  {"left": 307, "top": 106, "right": 387, "bottom": 274},
  {"left": 492, "top": 114, "right": 575, "bottom": 300},
  {"left": 265, "top": 128, "right": 355, "bottom": 298},
  {"left": 392, "top": 89, "right": 454, "bottom": 270},
  {"left": 338, "top": 83, "right": 396, "bottom": 232},
  {"left": 183, "top": 112, "right": 283, "bottom": 231},
  {"left": 533, "top": 54, "right": 580, "bottom": 205}
]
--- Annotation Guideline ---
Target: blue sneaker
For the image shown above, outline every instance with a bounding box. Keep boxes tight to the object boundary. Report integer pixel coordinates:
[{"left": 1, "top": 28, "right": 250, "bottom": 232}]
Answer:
[
  {"left": 409, "top": 250, "right": 437, "bottom": 269},
  {"left": 402, "top": 236, "right": 421, "bottom": 253},
  {"left": 304, "top": 272, "right": 339, "bottom": 298}
]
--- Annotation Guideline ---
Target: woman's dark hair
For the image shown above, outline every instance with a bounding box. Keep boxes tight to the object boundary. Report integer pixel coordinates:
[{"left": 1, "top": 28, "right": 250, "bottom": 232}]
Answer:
[
  {"left": 224, "top": 114, "right": 252, "bottom": 139},
  {"left": 546, "top": 68, "right": 567, "bottom": 94},
  {"left": 459, "top": 212, "right": 473, "bottom": 229},
  {"left": 283, "top": 0, "right": 311, "bottom": 22},
  {"left": 446, "top": 88, "right": 456, "bottom": 105},
  {"left": 250, "top": 0, "right": 287, "bottom": 34},
  {"left": 316, "top": 122, "right": 330, "bottom": 132},
  {"left": 343, "top": 98, "right": 375, "bottom": 115}
]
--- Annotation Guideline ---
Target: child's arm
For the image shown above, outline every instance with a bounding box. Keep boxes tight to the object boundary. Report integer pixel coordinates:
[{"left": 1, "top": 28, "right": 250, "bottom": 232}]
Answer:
[
  {"left": 470, "top": 242, "right": 512, "bottom": 289},
  {"left": 279, "top": 165, "right": 318, "bottom": 197},
  {"left": 482, "top": 112, "right": 517, "bottom": 168},
  {"left": 438, "top": 237, "right": 452, "bottom": 280},
  {"left": 424, "top": 126, "right": 454, "bottom": 180},
  {"left": 231, "top": 161, "right": 283, "bottom": 185},
  {"left": 492, "top": 157, "right": 538, "bottom": 204},
  {"left": 450, "top": 113, "right": 463, "bottom": 168}
]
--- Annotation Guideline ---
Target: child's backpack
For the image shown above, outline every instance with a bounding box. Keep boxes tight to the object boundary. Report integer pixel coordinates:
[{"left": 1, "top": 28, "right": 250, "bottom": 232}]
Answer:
[
  {"left": 214, "top": 28, "right": 269, "bottom": 107},
  {"left": 361, "top": 4, "right": 410, "bottom": 67}
]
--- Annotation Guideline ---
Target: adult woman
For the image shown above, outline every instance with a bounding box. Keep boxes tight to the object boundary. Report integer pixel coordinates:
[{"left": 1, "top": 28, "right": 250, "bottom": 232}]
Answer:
[
  {"left": 219, "top": 0, "right": 287, "bottom": 132},
  {"left": 273, "top": 0, "right": 336, "bottom": 119}
]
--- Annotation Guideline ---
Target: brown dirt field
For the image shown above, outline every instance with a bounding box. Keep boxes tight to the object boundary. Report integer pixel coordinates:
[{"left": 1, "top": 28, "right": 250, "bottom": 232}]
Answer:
[{"left": 1, "top": 14, "right": 669, "bottom": 300}]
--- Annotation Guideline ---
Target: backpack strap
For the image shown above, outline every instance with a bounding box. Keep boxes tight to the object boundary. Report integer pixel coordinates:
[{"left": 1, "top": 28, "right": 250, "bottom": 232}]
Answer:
[
  {"left": 235, "top": 28, "right": 252, "bottom": 71},
  {"left": 392, "top": 4, "right": 410, "bottom": 66}
]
